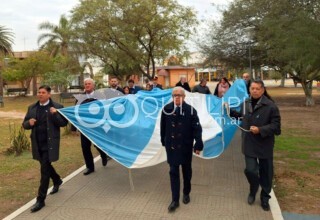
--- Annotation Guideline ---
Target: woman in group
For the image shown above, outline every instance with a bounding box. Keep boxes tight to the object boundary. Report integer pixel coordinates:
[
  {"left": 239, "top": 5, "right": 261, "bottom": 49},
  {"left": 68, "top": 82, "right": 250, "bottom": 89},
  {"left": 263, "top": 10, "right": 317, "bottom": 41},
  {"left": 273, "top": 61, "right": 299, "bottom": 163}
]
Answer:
[
  {"left": 213, "top": 77, "right": 231, "bottom": 98},
  {"left": 123, "top": 86, "right": 130, "bottom": 95},
  {"left": 145, "top": 83, "right": 152, "bottom": 91}
]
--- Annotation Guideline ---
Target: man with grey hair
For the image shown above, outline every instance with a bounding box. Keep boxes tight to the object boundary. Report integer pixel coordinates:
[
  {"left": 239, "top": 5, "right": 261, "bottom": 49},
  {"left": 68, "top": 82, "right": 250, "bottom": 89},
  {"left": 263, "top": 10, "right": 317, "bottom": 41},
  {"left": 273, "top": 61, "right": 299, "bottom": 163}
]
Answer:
[
  {"left": 175, "top": 76, "right": 191, "bottom": 92},
  {"left": 77, "top": 78, "right": 108, "bottom": 175},
  {"left": 160, "top": 87, "right": 203, "bottom": 212},
  {"left": 192, "top": 78, "right": 211, "bottom": 94}
]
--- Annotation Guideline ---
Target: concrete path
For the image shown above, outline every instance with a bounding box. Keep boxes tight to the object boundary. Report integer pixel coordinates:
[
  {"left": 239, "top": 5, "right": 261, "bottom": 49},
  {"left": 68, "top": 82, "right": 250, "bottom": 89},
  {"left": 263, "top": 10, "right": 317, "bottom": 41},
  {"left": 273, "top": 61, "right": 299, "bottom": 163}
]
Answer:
[{"left": 5, "top": 132, "right": 282, "bottom": 220}]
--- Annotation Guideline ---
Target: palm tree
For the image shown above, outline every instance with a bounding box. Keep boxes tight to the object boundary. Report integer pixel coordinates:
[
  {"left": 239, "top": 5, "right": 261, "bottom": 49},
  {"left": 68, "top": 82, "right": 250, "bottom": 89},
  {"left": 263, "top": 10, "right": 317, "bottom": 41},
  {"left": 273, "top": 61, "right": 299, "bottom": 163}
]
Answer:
[
  {"left": 38, "top": 15, "right": 84, "bottom": 90},
  {"left": 38, "top": 14, "right": 73, "bottom": 57},
  {"left": 0, "top": 25, "right": 14, "bottom": 96}
]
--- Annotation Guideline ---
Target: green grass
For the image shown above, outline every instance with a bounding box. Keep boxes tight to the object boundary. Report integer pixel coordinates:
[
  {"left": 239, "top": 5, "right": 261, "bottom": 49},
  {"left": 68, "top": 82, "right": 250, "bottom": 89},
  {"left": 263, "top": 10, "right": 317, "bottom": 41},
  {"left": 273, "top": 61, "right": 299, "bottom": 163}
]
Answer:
[
  {"left": 274, "top": 129, "right": 320, "bottom": 174},
  {"left": 0, "top": 95, "right": 97, "bottom": 218},
  {"left": 1, "top": 94, "right": 72, "bottom": 112}
]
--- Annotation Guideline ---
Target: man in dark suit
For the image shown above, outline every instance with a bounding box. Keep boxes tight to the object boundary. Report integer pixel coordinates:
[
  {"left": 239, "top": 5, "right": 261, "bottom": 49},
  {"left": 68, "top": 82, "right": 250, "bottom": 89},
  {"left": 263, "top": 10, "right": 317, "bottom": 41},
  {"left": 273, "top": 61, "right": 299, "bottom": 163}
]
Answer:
[
  {"left": 78, "top": 78, "right": 109, "bottom": 175},
  {"left": 128, "top": 79, "right": 142, "bottom": 94},
  {"left": 109, "top": 76, "right": 124, "bottom": 93},
  {"left": 228, "top": 79, "right": 281, "bottom": 211},
  {"left": 22, "top": 85, "right": 68, "bottom": 213},
  {"left": 175, "top": 76, "right": 191, "bottom": 92},
  {"left": 160, "top": 87, "right": 203, "bottom": 212},
  {"left": 151, "top": 76, "right": 163, "bottom": 90},
  {"left": 192, "top": 78, "right": 211, "bottom": 94},
  {"left": 242, "top": 72, "right": 251, "bottom": 95}
]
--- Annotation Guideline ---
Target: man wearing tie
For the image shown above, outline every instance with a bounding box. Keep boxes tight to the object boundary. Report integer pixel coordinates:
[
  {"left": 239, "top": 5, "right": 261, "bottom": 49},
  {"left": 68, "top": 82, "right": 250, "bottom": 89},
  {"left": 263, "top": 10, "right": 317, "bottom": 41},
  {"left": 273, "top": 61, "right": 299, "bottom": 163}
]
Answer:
[{"left": 160, "top": 87, "right": 203, "bottom": 212}]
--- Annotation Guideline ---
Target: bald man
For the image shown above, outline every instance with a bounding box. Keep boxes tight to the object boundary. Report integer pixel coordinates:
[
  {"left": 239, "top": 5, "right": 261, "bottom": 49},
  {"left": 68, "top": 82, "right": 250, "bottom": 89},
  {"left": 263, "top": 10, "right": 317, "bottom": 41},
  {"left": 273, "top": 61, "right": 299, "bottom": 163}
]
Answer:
[{"left": 242, "top": 73, "right": 251, "bottom": 94}]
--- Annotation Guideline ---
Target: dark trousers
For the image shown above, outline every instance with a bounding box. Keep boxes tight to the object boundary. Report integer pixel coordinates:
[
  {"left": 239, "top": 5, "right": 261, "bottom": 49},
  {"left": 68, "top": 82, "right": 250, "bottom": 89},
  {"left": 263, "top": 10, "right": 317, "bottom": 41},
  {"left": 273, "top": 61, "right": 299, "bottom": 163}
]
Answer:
[
  {"left": 244, "top": 156, "right": 273, "bottom": 202},
  {"left": 37, "top": 150, "right": 60, "bottom": 202},
  {"left": 80, "top": 134, "right": 107, "bottom": 170},
  {"left": 169, "top": 163, "right": 192, "bottom": 202}
]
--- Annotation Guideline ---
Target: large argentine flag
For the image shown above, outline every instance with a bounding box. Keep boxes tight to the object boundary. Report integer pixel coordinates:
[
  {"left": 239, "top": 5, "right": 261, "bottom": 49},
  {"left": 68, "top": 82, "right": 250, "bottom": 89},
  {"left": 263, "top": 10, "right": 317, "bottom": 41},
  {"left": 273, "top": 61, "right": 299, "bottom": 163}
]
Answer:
[{"left": 58, "top": 79, "right": 248, "bottom": 168}]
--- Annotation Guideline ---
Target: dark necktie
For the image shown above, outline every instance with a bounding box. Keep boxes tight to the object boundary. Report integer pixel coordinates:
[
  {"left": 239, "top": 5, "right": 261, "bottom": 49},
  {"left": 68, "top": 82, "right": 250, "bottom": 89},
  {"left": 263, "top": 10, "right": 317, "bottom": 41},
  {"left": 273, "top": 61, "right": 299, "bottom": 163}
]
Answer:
[{"left": 175, "top": 106, "right": 181, "bottom": 116}]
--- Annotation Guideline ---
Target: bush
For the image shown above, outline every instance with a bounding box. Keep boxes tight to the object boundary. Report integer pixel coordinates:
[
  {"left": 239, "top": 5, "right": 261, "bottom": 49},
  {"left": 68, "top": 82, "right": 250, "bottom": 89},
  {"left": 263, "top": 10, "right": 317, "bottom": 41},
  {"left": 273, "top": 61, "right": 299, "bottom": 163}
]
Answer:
[
  {"left": 269, "top": 70, "right": 282, "bottom": 82},
  {"left": 64, "top": 123, "right": 72, "bottom": 135},
  {"left": 6, "top": 124, "right": 31, "bottom": 156}
]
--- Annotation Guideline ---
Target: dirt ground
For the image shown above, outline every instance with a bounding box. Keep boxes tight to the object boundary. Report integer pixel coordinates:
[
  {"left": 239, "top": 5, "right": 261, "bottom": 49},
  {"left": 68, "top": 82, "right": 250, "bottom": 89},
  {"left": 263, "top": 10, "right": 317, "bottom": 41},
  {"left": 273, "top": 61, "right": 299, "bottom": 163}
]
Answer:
[
  {"left": 0, "top": 111, "right": 25, "bottom": 119},
  {"left": 271, "top": 89, "right": 320, "bottom": 215}
]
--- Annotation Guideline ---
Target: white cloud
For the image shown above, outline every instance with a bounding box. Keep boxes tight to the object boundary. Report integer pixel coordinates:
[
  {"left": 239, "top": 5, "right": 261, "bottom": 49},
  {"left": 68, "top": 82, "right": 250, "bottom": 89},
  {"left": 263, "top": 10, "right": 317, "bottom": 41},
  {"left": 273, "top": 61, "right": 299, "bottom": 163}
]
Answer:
[{"left": 0, "top": 0, "right": 232, "bottom": 51}]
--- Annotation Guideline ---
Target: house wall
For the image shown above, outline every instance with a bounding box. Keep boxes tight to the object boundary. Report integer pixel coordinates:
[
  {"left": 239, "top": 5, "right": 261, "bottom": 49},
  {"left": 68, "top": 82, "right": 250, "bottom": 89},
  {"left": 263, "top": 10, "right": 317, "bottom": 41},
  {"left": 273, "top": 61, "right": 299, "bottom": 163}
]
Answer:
[{"left": 156, "top": 68, "right": 196, "bottom": 89}]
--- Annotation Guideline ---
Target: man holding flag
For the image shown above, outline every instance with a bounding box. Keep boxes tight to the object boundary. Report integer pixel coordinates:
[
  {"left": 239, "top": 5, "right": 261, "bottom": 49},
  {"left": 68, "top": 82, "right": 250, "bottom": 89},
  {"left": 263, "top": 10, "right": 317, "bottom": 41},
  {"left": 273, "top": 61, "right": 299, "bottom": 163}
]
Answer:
[{"left": 160, "top": 87, "right": 203, "bottom": 212}]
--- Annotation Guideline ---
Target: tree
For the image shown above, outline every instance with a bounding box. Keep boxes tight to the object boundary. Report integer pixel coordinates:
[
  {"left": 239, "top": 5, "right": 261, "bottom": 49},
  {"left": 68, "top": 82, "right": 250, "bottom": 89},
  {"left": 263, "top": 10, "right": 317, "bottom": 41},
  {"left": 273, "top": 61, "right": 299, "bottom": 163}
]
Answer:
[
  {"left": 199, "top": 0, "right": 320, "bottom": 105},
  {"left": 2, "top": 51, "right": 54, "bottom": 95},
  {"left": 38, "top": 15, "right": 74, "bottom": 57},
  {"left": 38, "top": 15, "right": 83, "bottom": 88},
  {"left": 257, "top": 2, "right": 320, "bottom": 106},
  {"left": 41, "top": 55, "right": 78, "bottom": 91},
  {"left": 71, "top": 0, "right": 198, "bottom": 79},
  {"left": 0, "top": 25, "right": 14, "bottom": 96}
]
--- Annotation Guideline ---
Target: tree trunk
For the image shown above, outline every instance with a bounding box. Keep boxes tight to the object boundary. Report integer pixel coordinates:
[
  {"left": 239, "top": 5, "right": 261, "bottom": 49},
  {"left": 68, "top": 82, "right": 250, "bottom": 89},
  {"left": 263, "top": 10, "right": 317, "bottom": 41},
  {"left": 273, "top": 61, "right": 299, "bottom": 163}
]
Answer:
[
  {"left": 32, "top": 76, "right": 37, "bottom": 96},
  {"left": 301, "top": 80, "right": 315, "bottom": 106},
  {"left": 79, "top": 72, "right": 84, "bottom": 86},
  {"left": 0, "top": 73, "right": 3, "bottom": 96},
  {"left": 280, "top": 74, "right": 285, "bottom": 87}
]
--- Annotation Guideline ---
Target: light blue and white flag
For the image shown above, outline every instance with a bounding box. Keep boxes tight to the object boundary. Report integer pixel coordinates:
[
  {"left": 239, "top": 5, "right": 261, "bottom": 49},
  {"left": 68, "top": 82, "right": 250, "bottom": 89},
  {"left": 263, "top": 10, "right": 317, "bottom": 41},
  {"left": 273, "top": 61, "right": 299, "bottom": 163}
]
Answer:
[{"left": 58, "top": 79, "right": 248, "bottom": 168}]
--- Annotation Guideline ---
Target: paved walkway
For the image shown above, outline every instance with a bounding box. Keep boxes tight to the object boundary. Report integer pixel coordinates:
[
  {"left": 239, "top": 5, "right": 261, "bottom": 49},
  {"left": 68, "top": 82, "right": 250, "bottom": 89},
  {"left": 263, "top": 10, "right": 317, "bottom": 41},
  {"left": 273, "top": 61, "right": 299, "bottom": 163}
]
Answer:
[{"left": 5, "top": 132, "right": 282, "bottom": 220}]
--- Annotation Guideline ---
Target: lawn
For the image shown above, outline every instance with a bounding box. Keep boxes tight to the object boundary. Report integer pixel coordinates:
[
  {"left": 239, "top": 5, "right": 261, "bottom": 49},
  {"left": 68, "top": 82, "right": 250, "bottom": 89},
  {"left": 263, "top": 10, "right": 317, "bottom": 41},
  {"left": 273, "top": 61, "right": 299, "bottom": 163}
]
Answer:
[
  {"left": 268, "top": 87, "right": 320, "bottom": 214},
  {"left": 0, "top": 95, "right": 100, "bottom": 218}
]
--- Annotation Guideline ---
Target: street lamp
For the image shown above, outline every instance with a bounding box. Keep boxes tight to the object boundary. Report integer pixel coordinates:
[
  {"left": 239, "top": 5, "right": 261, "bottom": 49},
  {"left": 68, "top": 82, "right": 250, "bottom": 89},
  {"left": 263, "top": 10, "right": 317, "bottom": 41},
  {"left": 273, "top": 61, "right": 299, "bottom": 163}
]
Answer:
[
  {"left": 249, "top": 41, "right": 252, "bottom": 79},
  {"left": 244, "top": 26, "right": 254, "bottom": 79}
]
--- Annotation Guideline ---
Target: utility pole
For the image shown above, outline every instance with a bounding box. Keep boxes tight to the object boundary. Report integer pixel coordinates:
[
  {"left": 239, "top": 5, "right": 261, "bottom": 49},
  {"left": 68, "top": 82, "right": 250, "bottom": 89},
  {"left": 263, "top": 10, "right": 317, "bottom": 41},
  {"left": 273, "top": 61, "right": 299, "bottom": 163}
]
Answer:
[
  {"left": 249, "top": 42, "right": 252, "bottom": 79},
  {"left": 23, "top": 37, "right": 27, "bottom": 51}
]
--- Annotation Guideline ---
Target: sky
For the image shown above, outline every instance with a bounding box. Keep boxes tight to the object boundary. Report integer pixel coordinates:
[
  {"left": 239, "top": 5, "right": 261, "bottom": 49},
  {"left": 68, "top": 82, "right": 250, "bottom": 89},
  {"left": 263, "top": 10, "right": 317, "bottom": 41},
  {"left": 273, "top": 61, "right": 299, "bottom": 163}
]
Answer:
[{"left": 1, "top": 0, "right": 232, "bottom": 52}]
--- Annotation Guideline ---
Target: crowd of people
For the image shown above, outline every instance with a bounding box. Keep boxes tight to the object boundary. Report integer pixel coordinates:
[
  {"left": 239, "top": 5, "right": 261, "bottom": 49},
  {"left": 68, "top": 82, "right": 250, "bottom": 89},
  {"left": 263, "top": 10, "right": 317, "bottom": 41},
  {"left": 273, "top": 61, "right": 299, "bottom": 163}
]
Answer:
[{"left": 22, "top": 72, "right": 281, "bottom": 214}]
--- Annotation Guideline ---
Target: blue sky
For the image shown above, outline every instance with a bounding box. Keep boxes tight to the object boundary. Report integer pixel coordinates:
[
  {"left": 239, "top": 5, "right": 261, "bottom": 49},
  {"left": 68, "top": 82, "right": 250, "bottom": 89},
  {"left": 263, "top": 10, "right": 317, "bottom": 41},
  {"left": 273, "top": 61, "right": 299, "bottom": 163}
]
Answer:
[{"left": 1, "top": 0, "right": 232, "bottom": 51}]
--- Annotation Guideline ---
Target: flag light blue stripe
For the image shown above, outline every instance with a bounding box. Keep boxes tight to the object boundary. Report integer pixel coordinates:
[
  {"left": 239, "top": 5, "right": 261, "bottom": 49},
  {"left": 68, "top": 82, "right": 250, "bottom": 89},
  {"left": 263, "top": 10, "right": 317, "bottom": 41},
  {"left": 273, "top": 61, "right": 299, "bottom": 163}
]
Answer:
[{"left": 58, "top": 80, "right": 248, "bottom": 168}]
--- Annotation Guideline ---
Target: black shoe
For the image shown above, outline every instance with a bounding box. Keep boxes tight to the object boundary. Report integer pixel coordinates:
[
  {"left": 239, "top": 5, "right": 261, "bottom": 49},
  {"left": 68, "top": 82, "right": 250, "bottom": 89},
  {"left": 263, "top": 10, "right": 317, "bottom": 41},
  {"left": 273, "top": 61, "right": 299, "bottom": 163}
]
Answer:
[
  {"left": 168, "top": 201, "right": 179, "bottom": 212},
  {"left": 50, "top": 179, "right": 63, "bottom": 195},
  {"left": 183, "top": 194, "right": 190, "bottom": 204},
  {"left": 83, "top": 169, "right": 94, "bottom": 175},
  {"left": 247, "top": 193, "right": 256, "bottom": 205},
  {"left": 30, "top": 201, "right": 45, "bottom": 213},
  {"left": 102, "top": 157, "right": 107, "bottom": 166},
  {"left": 261, "top": 201, "right": 270, "bottom": 211}
]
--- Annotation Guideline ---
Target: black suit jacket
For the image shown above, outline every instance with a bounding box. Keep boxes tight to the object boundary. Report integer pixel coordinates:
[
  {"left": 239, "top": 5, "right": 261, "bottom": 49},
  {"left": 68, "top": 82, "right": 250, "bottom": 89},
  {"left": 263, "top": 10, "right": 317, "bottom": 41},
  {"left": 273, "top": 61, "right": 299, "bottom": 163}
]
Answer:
[
  {"left": 175, "top": 81, "right": 191, "bottom": 92},
  {"left": 230, "top": 95, "right": 281, "bottom": 159},
  {"left": 22, "top": 99, "right": 68, "bottom": 162},
  {"left": 151, "top": 84, "right": 163, "bottom": 90},
  {"left": 160, "top": 102, "right": 203, "bottom": 165}
]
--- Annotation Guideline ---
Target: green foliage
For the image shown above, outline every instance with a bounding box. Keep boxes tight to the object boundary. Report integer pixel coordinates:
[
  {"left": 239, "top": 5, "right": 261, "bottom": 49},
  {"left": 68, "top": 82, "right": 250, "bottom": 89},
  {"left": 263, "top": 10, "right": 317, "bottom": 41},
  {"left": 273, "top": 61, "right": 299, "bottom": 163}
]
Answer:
[
  {"left": 0, "top": 25, "right": 14, "bottom": 54},
  {"left": 200, "top": 0, "right": 320, "bottom": 105},
  {"left": 6, "top": 124, "right": 31, "bottom": 156},
  {"left": 71, "top": 0, "right": 198, "bottom": 79},
  {"left": 2, "top": 51, "right": 54, "bottom": 89},
  {"left": 38, "top": 15, "right": 74, "bottom": 57},
  {"left": 38, "top": 15, "right": 82, "bottom": 78},
  {"left": 269, "top": 70, "right": 282, "bottom": 82},
  {"left": 41, "top": 71, "right": 73, "bottom": 90}
]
